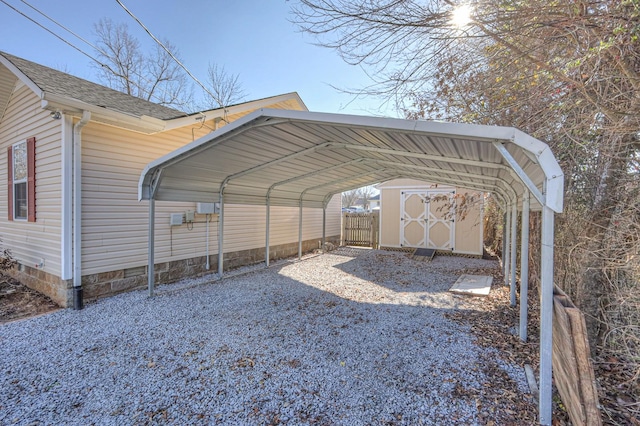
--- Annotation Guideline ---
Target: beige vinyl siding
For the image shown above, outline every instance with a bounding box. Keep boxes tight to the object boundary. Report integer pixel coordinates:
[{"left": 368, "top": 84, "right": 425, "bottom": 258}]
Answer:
[
  {"left": 0, "top": 64, "right": 18, "bottom": 120},
  {"left": 379, "top": 187, "right": 401, "bottom": 247},
  {"left": 81, "top": 122, "right": 196, "bottom": 274},
  {"left": 0, "top": 84, "right": 63, "bottom": 275},
  {"left": 81, "top": 121, "right": 341, "bottom": 276},
  {"left": 454, "top": 192, "right": 483, "bottom": 254}
]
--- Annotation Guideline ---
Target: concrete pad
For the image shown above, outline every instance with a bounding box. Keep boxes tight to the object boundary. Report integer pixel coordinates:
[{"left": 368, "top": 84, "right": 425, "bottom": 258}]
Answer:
[{"left": 449, "top": 274, "right": 493, "bottom": 297}]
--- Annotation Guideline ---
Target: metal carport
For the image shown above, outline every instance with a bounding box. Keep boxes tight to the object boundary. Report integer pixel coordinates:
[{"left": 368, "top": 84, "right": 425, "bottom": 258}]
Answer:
[{"left": 139, "top": 108, "right": 563, "bottom": 425}]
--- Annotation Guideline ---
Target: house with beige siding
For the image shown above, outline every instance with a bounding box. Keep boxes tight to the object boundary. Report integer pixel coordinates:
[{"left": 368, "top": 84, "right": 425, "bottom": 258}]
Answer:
[
  {"left": 378, "top": 179, "right": 484, "bottom": 256},
  {"left": 0, "top": 51, "right": 340, "bottom": 308}
]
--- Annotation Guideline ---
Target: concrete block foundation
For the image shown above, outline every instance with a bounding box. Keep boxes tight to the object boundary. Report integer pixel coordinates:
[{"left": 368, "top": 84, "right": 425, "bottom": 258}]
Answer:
[{"left": 9, "top": 235, "right": 340, "bottom": 308}]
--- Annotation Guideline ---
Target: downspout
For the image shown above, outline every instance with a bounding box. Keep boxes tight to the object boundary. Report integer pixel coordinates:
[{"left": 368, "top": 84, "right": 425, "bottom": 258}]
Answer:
[
  {"left": 61, "top": 115, "right": 73, "bottom": 282},
  {"left": 73, "top": 111, "right": 91, "bottom": 310}
]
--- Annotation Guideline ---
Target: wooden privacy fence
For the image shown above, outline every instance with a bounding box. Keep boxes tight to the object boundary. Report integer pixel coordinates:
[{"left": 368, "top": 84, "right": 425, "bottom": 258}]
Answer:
[
  {"left": 342, "top": 211, "right": 379, "bottom": 248},
  {"left": 553, "top": 286, "right": 602, "bottom": 426}
]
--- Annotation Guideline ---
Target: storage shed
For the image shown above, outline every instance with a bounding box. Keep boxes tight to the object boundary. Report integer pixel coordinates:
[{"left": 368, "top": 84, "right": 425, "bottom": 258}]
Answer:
[{"left": 378, "top": 179, "right": 483, "bottom": 256}]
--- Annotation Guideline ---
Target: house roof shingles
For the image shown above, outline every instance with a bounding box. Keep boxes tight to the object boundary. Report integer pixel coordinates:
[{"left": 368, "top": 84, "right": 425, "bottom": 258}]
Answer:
[{"left": 0, "top": 51, "right": 186, "bottom": 120}]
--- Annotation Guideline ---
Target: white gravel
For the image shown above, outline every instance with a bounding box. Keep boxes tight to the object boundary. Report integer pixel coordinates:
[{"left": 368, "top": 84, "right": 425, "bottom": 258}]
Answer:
[{"left": 0, "top": 248, "right": 527, "bottom": 425}]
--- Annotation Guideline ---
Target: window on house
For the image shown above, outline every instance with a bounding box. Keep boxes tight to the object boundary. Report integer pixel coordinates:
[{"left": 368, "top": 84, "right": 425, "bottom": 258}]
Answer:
[
  {"left": 7, "top": 137, "right": 35, "bottom": 222},
  {"left": 12, "top": 141, "right": 27, "bottom": 220}
]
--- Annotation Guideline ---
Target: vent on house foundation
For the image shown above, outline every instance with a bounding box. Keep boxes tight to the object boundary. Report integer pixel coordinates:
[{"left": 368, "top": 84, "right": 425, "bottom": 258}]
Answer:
[{"left": 124, "top": 266, "right": 146, "bottom": 278}]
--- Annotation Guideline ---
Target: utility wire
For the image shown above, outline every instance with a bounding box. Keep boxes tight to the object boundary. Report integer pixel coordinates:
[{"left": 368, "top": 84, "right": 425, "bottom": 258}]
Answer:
[
  {"left": 19, "top": 0, "right": 190, "bottom": 110},
  {"left": 1, "top": 0, "right": 100, "bottom": 66},
  {"left": 115, "top": 0, "right": 225, "bottom": 108},
  {"left": 1, "top": 0, "right": 190, "bottom": 110},
  {"left": 18, "top": 0, "right": 102, "bottom": 55}
]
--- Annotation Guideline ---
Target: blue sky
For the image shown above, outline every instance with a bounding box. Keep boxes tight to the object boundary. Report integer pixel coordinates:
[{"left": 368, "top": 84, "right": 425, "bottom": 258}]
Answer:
[{"left": 0, "top": 0, "right": 398, "bottom": 116}]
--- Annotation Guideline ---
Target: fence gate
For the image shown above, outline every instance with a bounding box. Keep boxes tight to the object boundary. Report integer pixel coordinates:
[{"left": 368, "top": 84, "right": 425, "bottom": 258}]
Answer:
[{"left": 342, "top": 211, "right": 379, "bottom": 248}]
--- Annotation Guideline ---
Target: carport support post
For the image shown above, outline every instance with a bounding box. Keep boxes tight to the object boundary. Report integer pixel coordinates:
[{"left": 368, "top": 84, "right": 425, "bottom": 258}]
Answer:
[
  {"left": 218, "top": 194, "right": 225, "bottom": 276},
  {"left": 265, "top": 197, "right": 270, "bottom": 267},
  {"left": 510, "top": 202, "right": 518, "bottom": 307},
  {"left": 504, "top": 207, "right": 511, "bottom": 287},
  {"left": 539, "top": 205, "right": 555, "bottom": 425},
  {"left": 519, "top": 190, "right": 530, "bottom": 341},
  {"left": 147, "top": 198, "right": 155, "bottom": 297},
  {"left": 298, "top": 202, "right": 303, "bottom": 260},
  {"left": 502, "top": 212, "right": 507, "bottom": 277},
  {"left": 322, "top": 203, "right": 326, "bottom": 250}
]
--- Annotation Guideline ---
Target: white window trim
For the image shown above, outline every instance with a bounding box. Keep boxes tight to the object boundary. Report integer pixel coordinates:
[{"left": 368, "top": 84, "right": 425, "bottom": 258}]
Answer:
[{"left": 12, "top": 140, "right": 27, "bottom": 221}]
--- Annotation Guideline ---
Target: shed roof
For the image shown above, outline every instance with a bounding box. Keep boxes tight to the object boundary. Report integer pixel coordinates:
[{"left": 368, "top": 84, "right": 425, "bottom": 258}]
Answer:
[{"left": 139, "top": 108, "right": 564, "bottom": 213}]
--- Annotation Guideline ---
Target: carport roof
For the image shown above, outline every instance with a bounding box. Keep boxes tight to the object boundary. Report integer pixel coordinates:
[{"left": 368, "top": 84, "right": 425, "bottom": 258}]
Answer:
[{"left": 139, "top": 108, "right": 563, "bottom": 212}]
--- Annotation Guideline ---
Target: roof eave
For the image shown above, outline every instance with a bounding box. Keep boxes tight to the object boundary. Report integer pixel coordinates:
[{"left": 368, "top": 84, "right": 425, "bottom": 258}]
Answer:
[
  {"left": 162, "top": 92, "right": 308, "bottom": 131},
  {"left": 42, "top": 92, "right": 166, "bottom": 134},
  {"left": 0, "top": 53, "right": 43, "bottom": 98}
]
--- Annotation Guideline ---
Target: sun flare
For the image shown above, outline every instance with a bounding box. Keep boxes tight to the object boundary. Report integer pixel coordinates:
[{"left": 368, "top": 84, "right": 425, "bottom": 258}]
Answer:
[{"left": 451, "top": 4, "right": 472, "bottom": 28}]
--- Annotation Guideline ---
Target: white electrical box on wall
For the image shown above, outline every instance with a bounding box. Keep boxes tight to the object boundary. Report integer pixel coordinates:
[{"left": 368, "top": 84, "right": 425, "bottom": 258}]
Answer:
[
  {"left": 185, "top": 210, "right": 195, "bottom": 222},
  {"left": 196, "top": 202, "right": 218, "bottom": 214},
  {"left": 170, "top": 213, "right": 183, "bottom": 226}
]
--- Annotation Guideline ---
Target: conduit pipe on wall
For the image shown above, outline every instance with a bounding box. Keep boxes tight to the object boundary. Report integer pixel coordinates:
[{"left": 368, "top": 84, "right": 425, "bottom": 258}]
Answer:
[
  {"left": 205, "top": 214, "right": 210, "bottom": 270},
  {"left": 73, "top": 111, "right": 91, "bottom": 310}
]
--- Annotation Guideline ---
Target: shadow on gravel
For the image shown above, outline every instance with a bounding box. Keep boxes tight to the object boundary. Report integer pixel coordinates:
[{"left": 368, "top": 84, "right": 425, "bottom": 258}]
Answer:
[{"left": 0, "top": 247, "right": 540, "bottom": 425}]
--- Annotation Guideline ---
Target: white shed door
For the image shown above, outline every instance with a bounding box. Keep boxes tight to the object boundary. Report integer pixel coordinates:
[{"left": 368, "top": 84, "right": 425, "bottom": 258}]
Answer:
[{"left": 400, "top": 190, "right": 455, "bottom": 250}]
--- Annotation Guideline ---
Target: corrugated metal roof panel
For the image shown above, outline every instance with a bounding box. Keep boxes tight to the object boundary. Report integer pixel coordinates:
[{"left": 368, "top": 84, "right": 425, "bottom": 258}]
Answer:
[{"left": 140, "top": 109, "right": 564, "bottom": 213}]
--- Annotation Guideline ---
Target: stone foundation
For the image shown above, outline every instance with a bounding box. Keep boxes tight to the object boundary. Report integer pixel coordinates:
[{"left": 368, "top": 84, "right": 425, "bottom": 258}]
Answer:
[
  {"left": 11, "top": 236, "right": 340, "bottom": 308},
  {"left": 7, "top": 265, "right": 73, "bottom": 307}
]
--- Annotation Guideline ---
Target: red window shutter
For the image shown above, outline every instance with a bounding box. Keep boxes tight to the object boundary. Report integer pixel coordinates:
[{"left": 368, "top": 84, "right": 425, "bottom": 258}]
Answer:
[
  {"left": 27, "top": 137, "right": 36, "bottom": 222},
  {"left": 7, "top": 146, "right": 12, "bottom": 221}
]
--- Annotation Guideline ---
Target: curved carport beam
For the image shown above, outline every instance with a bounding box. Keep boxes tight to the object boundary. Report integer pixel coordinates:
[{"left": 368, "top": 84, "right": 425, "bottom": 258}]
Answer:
[
  {"left": 369, "top": 160, "right": 518, "bottom": 196},
  {"left": 493, "top": 142, "right": 545, "bottom": 206},
  {"left": 398, "top": 174, "right": 508, "bottom": 200},
  {"left": 388, "top": 168, "right": 518, "bottom": 205},
  {"left": 138, "top": 114, "right": 283, "bottom": 200},
  {"left": 331, "top": 142, "right": 514, "bottom": 173},
  {"left": 317, "top": 173, "right": 512, "bottom": 207}
]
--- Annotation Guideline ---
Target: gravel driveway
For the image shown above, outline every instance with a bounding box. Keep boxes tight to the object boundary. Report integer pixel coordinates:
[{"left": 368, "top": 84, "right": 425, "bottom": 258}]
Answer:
[{"left": 0, "top": 248, "right": 528, "bottom": 425}]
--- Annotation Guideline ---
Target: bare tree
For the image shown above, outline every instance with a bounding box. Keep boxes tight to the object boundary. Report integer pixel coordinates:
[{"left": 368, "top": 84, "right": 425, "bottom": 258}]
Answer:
[
  {"left": 93, "top": 19, "right": 248, "bottom": 114},
  {"left": 358, "top": 185, "right": 376, "bottom": 211},
  {"left": 293, "top": 0, "right": 640, "bottom": 396},
  {"left": 93, "top": 18, "right": 191, "bottom": 109},
  {"left": 341, "top": 188, "right": 360, "bottom": 209},
  {"left": 342, "top": 186, "right": 378, "bottom": 210},
  {"left": 203, "top": 63, "right": 247, "bottom": 109}
]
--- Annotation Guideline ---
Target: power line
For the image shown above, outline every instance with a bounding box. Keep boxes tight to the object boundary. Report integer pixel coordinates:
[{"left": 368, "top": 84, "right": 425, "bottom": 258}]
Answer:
[
  {"left": 19, "top": 0, "right": 102, "bottom": 55},
  {"left": 1, "top": 0, "right": 99, "bottom": 65},
  {"left": 115, "top": 0, "right": 225, "bottom": 108},
  {"left": 19, "top": 0, "right": 188, "bottom": 109},
  {"left": 1, "top": 0, "right": 191, "bottom": 110}
]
